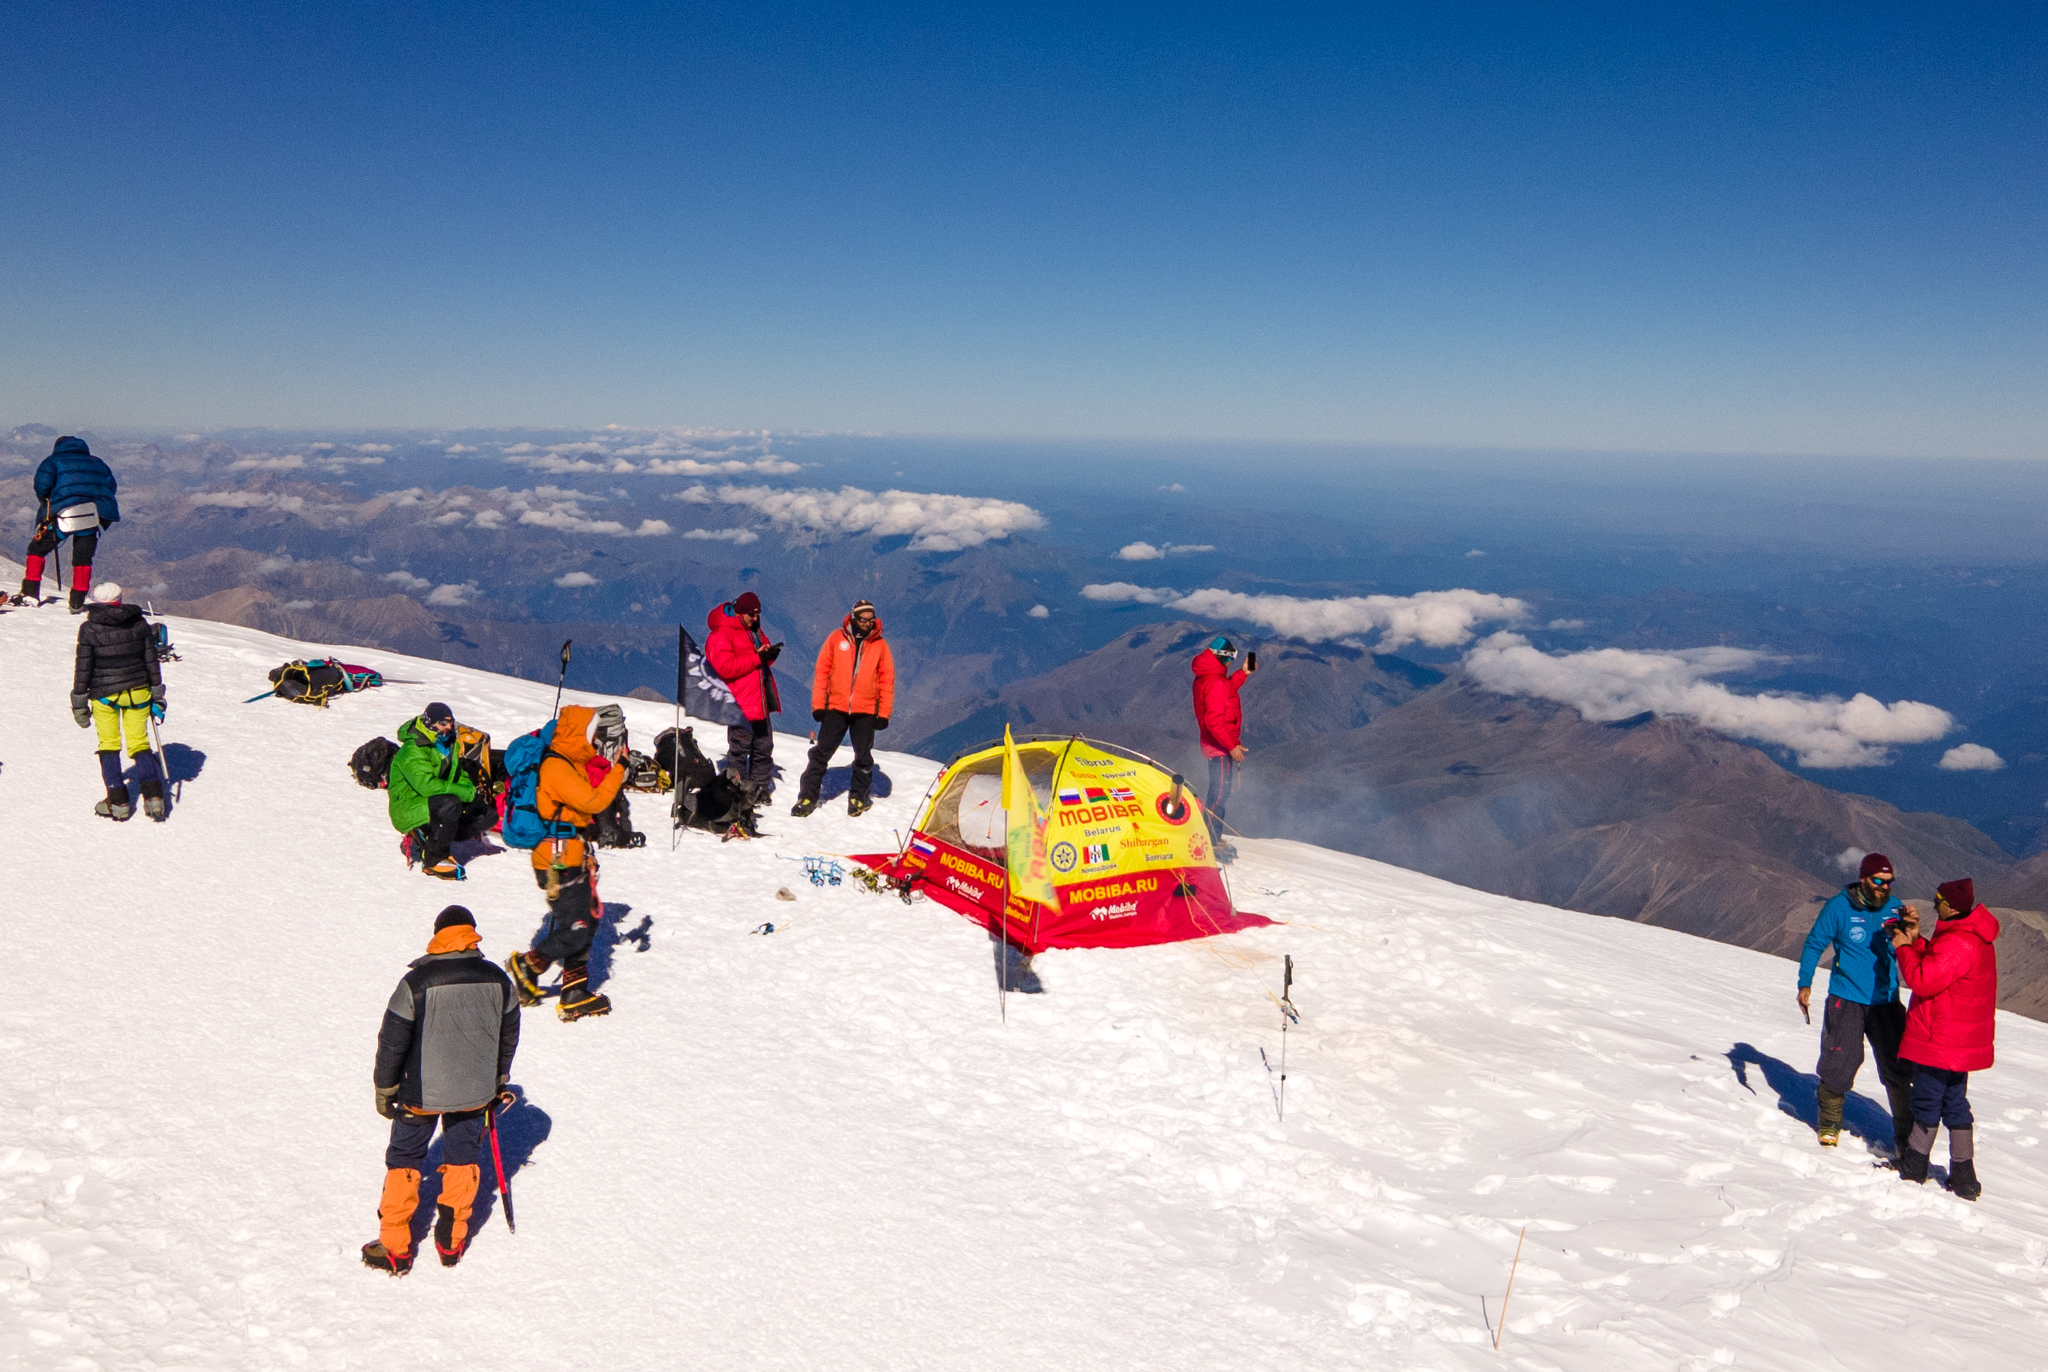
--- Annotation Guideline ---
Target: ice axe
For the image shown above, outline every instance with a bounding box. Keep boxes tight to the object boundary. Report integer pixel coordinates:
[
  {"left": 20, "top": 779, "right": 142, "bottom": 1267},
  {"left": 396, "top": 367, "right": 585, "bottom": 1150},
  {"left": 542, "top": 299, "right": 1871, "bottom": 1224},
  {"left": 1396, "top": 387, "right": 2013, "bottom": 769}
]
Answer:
[
  {"left": 487, "top": 1095, "right": 516, "bottom": 1234},
  {"left": 551, "top": 639, "right": 573, "bottom": 718}
]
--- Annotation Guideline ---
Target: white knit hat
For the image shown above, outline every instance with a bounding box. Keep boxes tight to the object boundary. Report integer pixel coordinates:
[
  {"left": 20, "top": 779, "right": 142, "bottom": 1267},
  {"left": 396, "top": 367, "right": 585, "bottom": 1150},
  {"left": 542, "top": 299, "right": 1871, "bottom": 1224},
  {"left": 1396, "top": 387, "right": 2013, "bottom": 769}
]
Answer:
[{"left": 91, "top": 581, "right": 123, "bottom": 604}]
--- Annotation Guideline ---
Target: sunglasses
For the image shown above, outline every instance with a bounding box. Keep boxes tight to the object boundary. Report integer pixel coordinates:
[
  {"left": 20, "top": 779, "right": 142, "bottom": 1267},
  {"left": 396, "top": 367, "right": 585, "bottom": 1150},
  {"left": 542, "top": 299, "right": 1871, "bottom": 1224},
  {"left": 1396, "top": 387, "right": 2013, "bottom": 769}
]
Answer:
[{"left": 1867, "top": 874, "right": 1894, "bottom": 885}]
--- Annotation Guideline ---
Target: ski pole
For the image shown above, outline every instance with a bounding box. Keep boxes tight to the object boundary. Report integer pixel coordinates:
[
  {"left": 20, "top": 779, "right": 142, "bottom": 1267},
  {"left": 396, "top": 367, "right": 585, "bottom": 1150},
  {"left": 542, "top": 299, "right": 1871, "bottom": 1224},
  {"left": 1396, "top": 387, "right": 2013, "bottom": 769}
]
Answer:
[
  {"left": 1279, "top": 954, "right": 1295, "bottom": 1121},
  {"left": 487, "top": 1098, "right": 516, "bottom": 1234},
  {"left": 552, "top": 639, "right": 573, "bottom": 718},
  {"left": 673, "top": 625, "right": 685, "bottom": 852}
]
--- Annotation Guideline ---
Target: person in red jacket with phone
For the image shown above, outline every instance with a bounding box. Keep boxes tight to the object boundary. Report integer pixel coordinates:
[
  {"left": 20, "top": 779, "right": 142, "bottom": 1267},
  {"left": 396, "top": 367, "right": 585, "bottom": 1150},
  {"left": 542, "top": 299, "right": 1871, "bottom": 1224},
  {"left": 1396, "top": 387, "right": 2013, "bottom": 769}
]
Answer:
[
  {"left": 1191, "top": 636, "right": 1257, "bottom": 859},
  {"left": 704, "top": 591, "right": 783, "bottom": 803},
  {"left": 1889, "top": 877, "right": 2000, "bottom": 1198}
]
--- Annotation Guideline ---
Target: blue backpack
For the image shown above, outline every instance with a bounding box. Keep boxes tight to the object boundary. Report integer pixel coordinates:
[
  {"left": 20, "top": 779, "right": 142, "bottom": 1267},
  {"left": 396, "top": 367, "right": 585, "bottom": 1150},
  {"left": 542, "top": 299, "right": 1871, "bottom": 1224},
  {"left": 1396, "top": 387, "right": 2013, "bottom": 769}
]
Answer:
[{"left": 500, "top": 719, "right": 579, "bottom": 850}]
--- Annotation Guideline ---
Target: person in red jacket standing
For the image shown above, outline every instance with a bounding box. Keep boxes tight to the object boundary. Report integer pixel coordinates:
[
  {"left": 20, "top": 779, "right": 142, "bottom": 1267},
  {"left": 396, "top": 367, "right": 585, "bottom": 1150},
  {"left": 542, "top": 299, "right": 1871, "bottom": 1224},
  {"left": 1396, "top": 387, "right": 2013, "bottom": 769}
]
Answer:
[
  {"left": 793, "top": 598, "right": 895, "bottom": 819},
  {"left": 704, "top": 591, "right": 783, "bottom": 803},
  {"left": 1191, "top": 635, "right": 1257, "bottom": 859},
  {"left": 1889, "top": 877, "right": 1999, "bottom": 1198}
]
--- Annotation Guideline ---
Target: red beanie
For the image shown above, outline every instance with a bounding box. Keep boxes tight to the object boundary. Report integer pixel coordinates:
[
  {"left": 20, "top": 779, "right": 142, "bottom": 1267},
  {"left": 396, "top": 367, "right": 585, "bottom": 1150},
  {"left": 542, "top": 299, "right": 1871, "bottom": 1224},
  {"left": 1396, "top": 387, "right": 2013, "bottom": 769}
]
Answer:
[
  {"left": 1858, "top": 852, "right": 1894, "bottom": 880},
  {"left": 1937, "top": 878, "right": 1975, "bottom": 914},
  {"left": 734, "top": 591, "right": 762, "bottom": 614}
]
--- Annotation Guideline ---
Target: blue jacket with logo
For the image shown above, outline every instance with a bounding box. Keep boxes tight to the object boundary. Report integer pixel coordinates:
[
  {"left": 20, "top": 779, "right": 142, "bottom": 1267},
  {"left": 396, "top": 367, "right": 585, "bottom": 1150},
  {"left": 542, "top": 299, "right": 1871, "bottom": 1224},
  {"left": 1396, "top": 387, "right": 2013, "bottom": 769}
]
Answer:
[
  {"left": 1798, "top": 885, "right": 1904, "bottom": 1005},
  {"left": 33, "top": 437, "right": 120, "bottom": 525}
]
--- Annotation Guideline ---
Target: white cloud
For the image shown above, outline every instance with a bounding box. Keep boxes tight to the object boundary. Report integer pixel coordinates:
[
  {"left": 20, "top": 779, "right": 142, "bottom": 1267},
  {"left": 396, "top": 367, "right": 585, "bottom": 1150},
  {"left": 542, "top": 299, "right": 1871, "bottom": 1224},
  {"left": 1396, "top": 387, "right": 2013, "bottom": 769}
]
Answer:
[
  {"left": 1027, "top": 603, "right": 1050, "bottom": 618},
  {"left": 1081, "top": 581, "right": 1182, "bottom": 605},
  {"left": 355, "top": 443, "right": 394, "bottom": 453},
  {"left": 1834, "top": 847, "right": 1870, "bottom": 877},
  {"left": 1116, "top": 540, "right": 1214, "bottom": 561},
  {"left": 554, "top": 571, "right": 600, "bottom": 588},
  {"left": 682, "top": 527, "right": 762, "bottom": 544},
  {"left": 689, "top": 484, "right": 1044, "bottom": 552},
  {"left": 1084, "top": 585, "right": 1526, "bottom": 649},
  {"left": 254, "top": 555, "right": 294, "bottom": 574},
  {"left": 472, "top": 509, "right": 506, "bottom": 529},
  {"left": 282, "top": 599, "right": 315, "bottom": 610},
  {"left": 229, "top": 454, "right": 306, "bottom": 471},
  {"left": 502, "top": 489, "right": 671, "bottom": 537},
  {"left": 1466, "top": 549, "right": 1487, "bottom": 558},
  {"left": 445, "top": 443, "right": 478, "bottom": 453},
  {"left": 642, "top": 456, "right": 801, "bottom": 476},
  {"left": 189, "top": 491, "right": 307, "bottom": 513},
  {"left": 431, "top": 511, "right": 468, "bottom": 526},
  {"left": 427, "top": 581, "right": 481, "bottom": 607},
  {"left": 1462, "top": 634, "right": 1957, "bottom": 768},
  {"left": 1939, "top": 743, "right": 2005, "bottom": 772},
  {"left": 519, "top": 507, "right": 630, "bottom": 535},
  {"left": 503, "top": 443, "right": 537, "bottom": 454},
  {"left": 1546, "top": 619, "right": 1588, "bottom": 630},
  {"left": 382, "top": 570, "right": 431, "bottom": 591},
  {"left": 1160, "top": 483, "right": 1186, "bottom": 492}
]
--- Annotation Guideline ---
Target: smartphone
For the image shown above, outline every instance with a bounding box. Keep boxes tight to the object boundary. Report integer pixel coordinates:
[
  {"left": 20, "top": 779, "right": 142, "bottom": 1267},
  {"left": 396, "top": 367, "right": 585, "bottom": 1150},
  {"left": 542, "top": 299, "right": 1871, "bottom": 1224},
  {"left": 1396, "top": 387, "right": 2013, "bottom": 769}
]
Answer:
[{"left": 1246, "top": 651, "right": 1258, "bottom": 671}]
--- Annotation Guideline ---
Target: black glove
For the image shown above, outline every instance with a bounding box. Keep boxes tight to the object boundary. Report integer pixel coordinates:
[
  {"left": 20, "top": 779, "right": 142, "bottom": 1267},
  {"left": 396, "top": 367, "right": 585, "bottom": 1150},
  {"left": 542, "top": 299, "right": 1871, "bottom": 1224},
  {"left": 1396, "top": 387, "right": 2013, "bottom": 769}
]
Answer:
[
  {"left": 71, "top": 693, "right": 92, "bottom": 729},
  {"left": 813, "top": 708, "right": 826, "bottom": 722},
  {"left": 375, "top": 1083, "right": 401, "bottom": 1119},
  {"left": 874, "top": 716, "right": 889, "bottom": 731},
  {"left": 758, "top": 642, "right": 783, "bottom": 665}
]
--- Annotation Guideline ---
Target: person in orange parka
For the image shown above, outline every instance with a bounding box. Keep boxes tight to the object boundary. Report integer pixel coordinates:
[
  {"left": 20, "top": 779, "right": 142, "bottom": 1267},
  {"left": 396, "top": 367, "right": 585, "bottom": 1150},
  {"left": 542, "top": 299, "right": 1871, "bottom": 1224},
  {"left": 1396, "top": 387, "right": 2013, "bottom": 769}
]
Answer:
[
  {"left": 507, "top": 703, "right": 630, "bottom": 1022},
  {"left": 792, "top": 598, "right": 895, "bottom": 818}
]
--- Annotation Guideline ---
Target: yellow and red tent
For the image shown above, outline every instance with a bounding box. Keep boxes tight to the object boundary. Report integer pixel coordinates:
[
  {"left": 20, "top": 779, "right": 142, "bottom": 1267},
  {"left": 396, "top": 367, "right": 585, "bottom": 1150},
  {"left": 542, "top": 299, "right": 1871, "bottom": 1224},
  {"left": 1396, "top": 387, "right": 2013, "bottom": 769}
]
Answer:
[{"left": 858, "top": 735, "right": 1270, "bottom": 951}]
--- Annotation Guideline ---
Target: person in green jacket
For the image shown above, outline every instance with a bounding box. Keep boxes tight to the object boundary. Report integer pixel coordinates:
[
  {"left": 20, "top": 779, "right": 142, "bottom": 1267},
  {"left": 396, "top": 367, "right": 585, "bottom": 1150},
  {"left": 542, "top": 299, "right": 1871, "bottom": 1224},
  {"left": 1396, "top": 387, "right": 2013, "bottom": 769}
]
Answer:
[{"left": 389, "top": 703, "right": 494, "bottom": 879}]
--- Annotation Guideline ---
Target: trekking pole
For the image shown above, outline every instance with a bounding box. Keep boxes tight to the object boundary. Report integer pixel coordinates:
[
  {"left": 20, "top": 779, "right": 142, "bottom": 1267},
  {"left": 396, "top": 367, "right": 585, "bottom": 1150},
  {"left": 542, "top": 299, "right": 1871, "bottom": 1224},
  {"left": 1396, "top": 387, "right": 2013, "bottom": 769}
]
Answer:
[
  {"left": 551, "top": 639, "right": 573, "bottom": 717},
  {"left": 1278, "top": 954, "right": 1296, "bottom": 1121},
  {"left": 487, "top": 1098, "right": 516, "bottom": 1234},
  {"left": 673, "top": 626, "right": 685, "bottom": 852}
]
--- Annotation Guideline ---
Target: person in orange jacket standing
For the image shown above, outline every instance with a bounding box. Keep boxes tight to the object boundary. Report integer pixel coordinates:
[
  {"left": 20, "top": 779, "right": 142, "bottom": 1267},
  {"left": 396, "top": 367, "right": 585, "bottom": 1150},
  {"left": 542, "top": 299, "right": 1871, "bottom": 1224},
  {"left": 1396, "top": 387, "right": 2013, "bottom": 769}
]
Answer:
[
  {"left": 792, "top": 598, "right": 895, "bottom": 819},
  {"left": 507, "top": 703, "right": 630, "bottom": 1021}
]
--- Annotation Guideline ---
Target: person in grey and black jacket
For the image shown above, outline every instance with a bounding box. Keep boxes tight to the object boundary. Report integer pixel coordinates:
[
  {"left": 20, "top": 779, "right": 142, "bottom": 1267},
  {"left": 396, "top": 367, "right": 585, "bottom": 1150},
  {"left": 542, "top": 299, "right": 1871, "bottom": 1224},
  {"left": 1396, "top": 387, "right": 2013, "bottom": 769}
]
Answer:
[{"left": 362, "top": 905, "right": 522, "bottom": 1276}]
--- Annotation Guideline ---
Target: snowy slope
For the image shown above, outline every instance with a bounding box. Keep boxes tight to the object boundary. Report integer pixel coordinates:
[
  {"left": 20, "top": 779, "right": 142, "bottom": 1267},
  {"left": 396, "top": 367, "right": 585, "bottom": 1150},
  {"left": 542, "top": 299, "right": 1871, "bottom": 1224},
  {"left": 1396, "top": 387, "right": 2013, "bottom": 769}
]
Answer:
[{"left": 4, "top": 607, "right": 2047, "bottom": 1372}]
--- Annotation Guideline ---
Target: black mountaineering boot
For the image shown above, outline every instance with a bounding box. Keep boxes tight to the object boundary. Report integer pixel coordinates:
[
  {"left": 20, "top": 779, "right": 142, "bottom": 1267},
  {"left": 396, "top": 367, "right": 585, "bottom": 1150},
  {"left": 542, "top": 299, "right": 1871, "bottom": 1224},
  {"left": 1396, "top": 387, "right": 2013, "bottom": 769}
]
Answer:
[
  {"left": 790, "top": 797, "right": 817, "bottom": 818},
  {"left": 506, "top": 951, "right": 545, "bottom": 1007},
  {"left": 557, "top": 982, "right": 612, "bottom": 1022},
  {"left": 68, "top": 588, "right": 86, "bottom": 614},
  {"left": 1948, "top": 1158, "right": 1981, "bottom": 1201},
  {"left": 1898, "top": 1147, "right": 1931, "bottom": 1184},
  {"left": 360, "top": 1240, "right": 413, "bottom": 1276},
  {"left": 847, "top": 795, "right": 874, "bottom": 818},
  {"left": 94, "top": 785, "right": 133, "bottom": 821}
]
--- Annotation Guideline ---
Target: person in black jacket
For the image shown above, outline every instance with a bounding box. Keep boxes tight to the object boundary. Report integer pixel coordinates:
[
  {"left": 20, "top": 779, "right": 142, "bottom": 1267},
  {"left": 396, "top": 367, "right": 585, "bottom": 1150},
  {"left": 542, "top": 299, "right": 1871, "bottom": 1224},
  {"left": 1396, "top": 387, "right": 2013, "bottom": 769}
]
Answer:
[
  {"left": 69, "top": 583, "right": 166, "bottom": 822},
  {"left": 363, "top": 905, "right": 522, "bottom": 1276}
]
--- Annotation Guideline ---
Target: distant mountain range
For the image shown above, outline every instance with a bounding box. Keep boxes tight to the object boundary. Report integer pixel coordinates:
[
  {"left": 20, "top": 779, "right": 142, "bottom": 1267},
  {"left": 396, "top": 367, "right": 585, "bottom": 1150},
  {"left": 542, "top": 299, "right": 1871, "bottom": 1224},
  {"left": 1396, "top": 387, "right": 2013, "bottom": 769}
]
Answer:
[{"left": 10, "top": 426, "right": 2048, "bottom": 1018}]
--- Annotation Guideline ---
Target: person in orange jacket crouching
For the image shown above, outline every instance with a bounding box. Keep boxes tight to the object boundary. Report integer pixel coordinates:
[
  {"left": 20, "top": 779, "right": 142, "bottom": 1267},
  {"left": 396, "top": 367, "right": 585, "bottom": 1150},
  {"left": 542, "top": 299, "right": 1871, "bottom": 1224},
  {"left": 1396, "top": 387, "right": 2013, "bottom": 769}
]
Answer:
[
  {"left": 507, "top": 704, "right": 631, "bottom": 1021},
  {"left": 363, "top": 905, "right": 521, "bottom": 1276},
  {"left": 792, "top": 598, "right": 895, "bottom": 819}
]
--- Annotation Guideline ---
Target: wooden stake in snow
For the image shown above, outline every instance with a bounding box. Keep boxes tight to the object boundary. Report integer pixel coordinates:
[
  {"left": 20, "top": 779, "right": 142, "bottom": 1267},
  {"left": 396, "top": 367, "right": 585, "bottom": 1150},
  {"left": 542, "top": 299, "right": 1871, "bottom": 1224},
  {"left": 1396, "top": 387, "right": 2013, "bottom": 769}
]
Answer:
[{"left": 1494, "top": 1225, "right": 1527, "bottom": 1351}]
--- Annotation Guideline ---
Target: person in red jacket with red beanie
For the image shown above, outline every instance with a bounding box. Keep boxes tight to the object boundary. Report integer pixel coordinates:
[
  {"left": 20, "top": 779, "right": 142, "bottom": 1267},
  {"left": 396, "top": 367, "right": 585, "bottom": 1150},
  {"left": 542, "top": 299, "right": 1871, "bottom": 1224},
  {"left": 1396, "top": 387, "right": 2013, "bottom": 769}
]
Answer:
[
  {"left": 1889, "top": 877, "right": 1999, "bottom": 1198},
  {"left": 1191, "top": 636, "right": 1257, "bottom": 859},
  {"left": 705, "top": 591, "right": 783, "bottom": 803}
]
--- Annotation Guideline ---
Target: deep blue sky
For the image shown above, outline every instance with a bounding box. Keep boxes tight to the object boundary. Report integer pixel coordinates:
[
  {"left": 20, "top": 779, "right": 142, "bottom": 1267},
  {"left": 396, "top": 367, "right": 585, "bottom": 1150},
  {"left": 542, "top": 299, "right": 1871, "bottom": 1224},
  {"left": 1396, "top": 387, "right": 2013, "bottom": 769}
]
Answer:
[{"left": 3, "top": 3, "right": 2042, "bottom": 454}]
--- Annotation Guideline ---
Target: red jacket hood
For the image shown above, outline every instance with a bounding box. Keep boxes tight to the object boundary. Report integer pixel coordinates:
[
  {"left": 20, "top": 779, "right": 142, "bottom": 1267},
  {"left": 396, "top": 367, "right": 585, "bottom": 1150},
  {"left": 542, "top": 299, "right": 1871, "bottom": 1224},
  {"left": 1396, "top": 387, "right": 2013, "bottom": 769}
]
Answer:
[
  {"left": 1949, "top": 903, "right": 2001, "bottom": 944},
  {"left": 707, "top": 601, "right": 748, "bottom": 635},
  {"left": 1191, "top": 652, "right": 1227, "bottom": 678}
]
